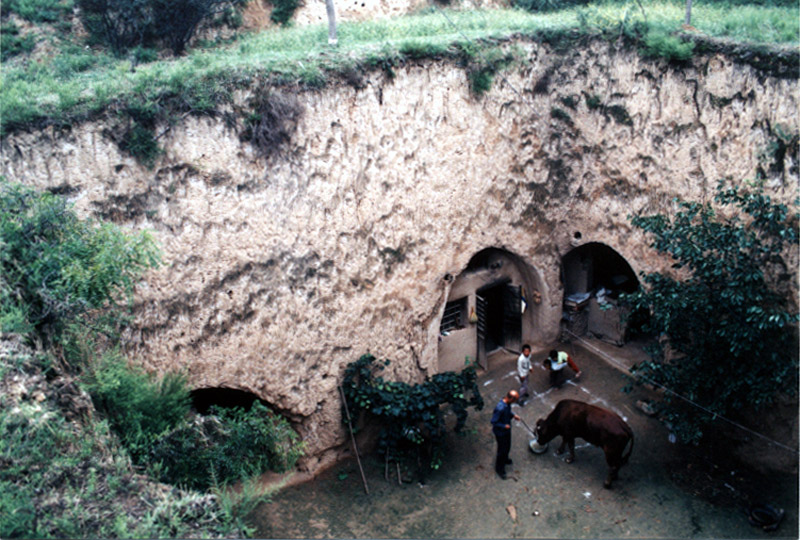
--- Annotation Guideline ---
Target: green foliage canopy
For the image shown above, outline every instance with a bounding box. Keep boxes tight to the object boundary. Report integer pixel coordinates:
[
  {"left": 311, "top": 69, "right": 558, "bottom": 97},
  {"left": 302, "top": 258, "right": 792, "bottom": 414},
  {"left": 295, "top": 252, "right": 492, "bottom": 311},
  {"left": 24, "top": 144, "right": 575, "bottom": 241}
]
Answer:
[
  {"left": 342, "top": 354, "right": 484, "bottom": 469},
  {"left": 0, "top": 181, "right": 160, "bottom": 343},
  {"left": 623, "top": 180, "right": 799, "bottom": 442},
  {"left": 78, "top": 0, "right": 246, "bottom": 55}
]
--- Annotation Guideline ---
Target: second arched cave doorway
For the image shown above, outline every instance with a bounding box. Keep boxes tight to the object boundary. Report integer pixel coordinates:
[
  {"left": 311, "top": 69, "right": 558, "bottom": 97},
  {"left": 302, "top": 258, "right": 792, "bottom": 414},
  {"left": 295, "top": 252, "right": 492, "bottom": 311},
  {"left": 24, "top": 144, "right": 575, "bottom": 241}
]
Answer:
[{"left": 560, "top": 242, "right": 641, "bottom": 345}]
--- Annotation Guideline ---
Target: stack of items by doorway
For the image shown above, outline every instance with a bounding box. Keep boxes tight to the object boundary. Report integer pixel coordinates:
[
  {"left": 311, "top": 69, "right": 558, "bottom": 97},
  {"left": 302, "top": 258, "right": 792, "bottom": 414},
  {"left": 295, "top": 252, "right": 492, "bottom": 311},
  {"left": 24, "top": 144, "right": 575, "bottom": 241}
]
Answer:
[{"left": 562, "top": 284, "right": 628, "bottom": 345}]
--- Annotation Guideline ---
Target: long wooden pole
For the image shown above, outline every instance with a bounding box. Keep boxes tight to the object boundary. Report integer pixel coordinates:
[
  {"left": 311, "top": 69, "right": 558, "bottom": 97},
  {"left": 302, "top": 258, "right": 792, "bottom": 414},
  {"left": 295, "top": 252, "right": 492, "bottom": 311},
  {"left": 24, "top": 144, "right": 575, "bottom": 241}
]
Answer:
[{"left": 339, "top": 384, "right": 369, "bottom": 495}]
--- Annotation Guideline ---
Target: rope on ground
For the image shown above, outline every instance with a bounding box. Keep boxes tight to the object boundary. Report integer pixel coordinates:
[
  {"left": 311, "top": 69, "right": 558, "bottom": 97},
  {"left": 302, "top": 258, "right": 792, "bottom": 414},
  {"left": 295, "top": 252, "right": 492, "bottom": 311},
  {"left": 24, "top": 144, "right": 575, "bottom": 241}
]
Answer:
[{"left": 564, "top": 329, "right": 799, "bottom": 456}]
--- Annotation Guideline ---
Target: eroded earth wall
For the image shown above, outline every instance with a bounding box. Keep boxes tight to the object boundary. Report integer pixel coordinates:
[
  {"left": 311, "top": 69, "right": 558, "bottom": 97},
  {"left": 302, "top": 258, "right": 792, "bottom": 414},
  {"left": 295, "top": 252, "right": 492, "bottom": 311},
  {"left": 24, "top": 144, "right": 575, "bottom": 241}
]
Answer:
[{"left": 2, "top": 39, "right": 797, "bottom": 470}]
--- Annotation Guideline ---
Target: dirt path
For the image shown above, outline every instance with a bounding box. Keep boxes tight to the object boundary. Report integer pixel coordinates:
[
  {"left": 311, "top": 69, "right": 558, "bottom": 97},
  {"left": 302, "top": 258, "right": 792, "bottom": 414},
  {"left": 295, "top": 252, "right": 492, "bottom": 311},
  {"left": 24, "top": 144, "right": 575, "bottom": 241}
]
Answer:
[{"left": 252, "top": 342, "right": 798, "bottom": 538}]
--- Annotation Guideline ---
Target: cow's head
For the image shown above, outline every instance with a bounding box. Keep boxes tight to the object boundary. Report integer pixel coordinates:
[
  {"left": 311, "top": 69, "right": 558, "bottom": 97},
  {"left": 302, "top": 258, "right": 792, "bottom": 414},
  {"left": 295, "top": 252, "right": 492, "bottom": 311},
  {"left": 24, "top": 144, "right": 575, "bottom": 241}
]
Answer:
[{"left": 534, "top": 418, "right": 554, "bottom": 444}]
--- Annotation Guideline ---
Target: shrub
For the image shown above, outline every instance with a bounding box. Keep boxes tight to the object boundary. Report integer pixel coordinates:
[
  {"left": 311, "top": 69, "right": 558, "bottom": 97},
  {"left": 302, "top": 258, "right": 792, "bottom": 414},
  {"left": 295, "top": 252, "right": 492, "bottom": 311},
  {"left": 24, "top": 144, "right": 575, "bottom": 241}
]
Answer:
[
  {"left": 342, "top": 354, "right": 484, "bottom": 471},
  {"left": 78, "top": 0, "right": 247, "bottom": 55},
  {"left": 270, "top": 0, "right": 299, "bottom": 26},
  {"left": 641, "top": 29, "right": 695, "bottom": 62},
  {"left": 77, "top": 0, "right": 153, "bottom": 54},
  {"left": 0, "top": 22, "right": 36, "bottom": 61},
  {"left": 4, "top": 0, "right": 72, "bottom": 23},
  {"left": 120, "top": 123, "right": 161, "bottom": 166},
  {"left": 0, "top": 181, "right": 160, "bottom": 344},
  {"left": 151, "top": 0, "right": 246, "bottom": 55},
  {"left": 131, "top": 45, "right": 158, "bottom": 63},
  {"left": 151, "top": 401, "right": 304, "bottom": 490},
  {"left": 85, "top": 351, "right": 191, "bottom": 461}
]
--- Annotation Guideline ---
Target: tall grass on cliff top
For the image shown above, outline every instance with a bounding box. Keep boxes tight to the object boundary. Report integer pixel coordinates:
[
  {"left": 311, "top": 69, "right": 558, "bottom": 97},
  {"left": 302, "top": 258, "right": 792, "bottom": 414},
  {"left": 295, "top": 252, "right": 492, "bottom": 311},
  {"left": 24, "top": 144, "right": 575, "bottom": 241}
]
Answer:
[{"left": 1, "top": 0, "right": 798, "bottom": 134}]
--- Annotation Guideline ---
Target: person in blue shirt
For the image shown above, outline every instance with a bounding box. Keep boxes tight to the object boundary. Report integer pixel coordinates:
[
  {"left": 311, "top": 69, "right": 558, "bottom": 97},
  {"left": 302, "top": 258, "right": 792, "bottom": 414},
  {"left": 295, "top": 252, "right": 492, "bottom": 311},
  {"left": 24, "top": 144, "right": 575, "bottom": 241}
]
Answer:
[{"left": 490, "top": 390, "right": 520, "bottom": 479}]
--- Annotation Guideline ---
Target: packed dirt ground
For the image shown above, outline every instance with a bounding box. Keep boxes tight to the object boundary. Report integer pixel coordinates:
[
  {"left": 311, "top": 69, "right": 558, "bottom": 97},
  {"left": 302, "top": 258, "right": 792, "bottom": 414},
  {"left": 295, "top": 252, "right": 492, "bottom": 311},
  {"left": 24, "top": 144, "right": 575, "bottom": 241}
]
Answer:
[{"left": 252, "top": 338, "right": 798, "bottom": 538}]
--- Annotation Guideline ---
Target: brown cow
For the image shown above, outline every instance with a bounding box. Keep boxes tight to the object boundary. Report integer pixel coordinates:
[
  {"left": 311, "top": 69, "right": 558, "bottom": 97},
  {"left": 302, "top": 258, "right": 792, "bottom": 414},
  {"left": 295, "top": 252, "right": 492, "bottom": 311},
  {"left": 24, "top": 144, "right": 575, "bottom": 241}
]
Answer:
[{"left": 535, "top": 399, "right": 634, "bottom": 489}]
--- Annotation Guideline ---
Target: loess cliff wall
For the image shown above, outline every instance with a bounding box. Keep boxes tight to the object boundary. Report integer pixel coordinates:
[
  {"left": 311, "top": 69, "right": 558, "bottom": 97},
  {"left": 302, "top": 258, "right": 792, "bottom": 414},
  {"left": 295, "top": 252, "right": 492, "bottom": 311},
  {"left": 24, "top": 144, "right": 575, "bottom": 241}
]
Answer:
[{"left": 2, "top": 38, "right": 797, "bottom": 471}]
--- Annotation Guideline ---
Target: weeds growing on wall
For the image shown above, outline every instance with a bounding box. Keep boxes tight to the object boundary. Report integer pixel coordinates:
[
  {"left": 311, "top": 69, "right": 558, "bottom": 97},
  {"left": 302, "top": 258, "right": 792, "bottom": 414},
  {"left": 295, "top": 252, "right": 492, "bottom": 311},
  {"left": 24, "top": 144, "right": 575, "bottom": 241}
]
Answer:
[
  {"left": 757, "top": 123, "right": 799, "bottom": 181},
  {"left": 120, "top": 123, "right": 162, "bottom": 167},
  {"left": 0, "top": 180, "right": 160, "bottom": 344},
  {"left": 459, "top": 43, "right": 518, "bottom": 97},
  {"left": 342, "top": 354, "right": 484, "bottom": 471},
  {"left": 239, "top": 88, "right": 303, "bottom": 159}
]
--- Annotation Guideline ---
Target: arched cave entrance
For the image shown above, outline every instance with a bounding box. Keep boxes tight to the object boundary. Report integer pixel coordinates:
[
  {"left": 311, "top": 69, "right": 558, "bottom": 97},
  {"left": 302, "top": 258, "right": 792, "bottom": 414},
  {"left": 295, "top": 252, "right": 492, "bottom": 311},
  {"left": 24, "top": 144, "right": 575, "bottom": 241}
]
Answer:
[
  {"left": 437, "top": 248, "right": 544, "bottom": 372},
  {"left": 561, "top": 242, "right": 639, "bottom": 345},
  {"left": 190, "top": 387, "right": 269, "bottom": 414}
]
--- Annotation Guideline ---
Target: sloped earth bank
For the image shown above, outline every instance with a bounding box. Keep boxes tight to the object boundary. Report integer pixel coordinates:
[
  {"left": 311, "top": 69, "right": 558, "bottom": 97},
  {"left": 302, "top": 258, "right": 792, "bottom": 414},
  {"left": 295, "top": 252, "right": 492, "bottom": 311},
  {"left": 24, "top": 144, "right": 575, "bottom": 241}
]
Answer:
[{"left": 252, "top": 343, "right": 798, "bottom": 538}]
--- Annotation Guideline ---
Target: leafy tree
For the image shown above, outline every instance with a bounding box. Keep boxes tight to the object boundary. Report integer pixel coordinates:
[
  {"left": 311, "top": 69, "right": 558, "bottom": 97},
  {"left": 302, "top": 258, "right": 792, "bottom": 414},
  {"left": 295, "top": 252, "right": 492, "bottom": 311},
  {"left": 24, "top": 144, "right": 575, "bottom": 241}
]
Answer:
[
  {"left": 623, "top": 180, "right": 799, "bottom": 442},
  {"left": 78, "top": 0, "right": 152, "bottom": 54},
  {"left": 78, "top": 0, "right": 246, "bottom": 55},
  {"left": 150, "top": 0, "right": 245, "bottom": 55},
  {"left": 342, "top": 354, "right": 484, "bottom": 472},
  {"left": 0, "top": 180, "right": 159, "bottom": 345}
]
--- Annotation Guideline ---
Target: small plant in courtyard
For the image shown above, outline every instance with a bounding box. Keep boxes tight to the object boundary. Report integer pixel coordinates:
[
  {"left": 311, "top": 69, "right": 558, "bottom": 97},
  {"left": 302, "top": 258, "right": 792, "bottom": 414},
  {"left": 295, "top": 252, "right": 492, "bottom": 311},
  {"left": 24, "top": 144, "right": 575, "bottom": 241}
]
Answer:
[
  {"left": 622, "top": 179, "right": 799, "bottom": 443},
  {"left": 342, "top": 354, "right": 484, "bottom": 472}
]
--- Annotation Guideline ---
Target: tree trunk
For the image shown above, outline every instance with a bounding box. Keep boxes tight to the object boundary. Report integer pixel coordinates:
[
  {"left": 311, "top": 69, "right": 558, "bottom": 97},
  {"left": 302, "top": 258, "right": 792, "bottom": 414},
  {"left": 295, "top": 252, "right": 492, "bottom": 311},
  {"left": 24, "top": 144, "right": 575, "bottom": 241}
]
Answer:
[
  {"left": 326, "top": 0, "right": 338, "bottom": 46},
  {"left": 684, "top": 0, "right": 692, "bottom": 26}
]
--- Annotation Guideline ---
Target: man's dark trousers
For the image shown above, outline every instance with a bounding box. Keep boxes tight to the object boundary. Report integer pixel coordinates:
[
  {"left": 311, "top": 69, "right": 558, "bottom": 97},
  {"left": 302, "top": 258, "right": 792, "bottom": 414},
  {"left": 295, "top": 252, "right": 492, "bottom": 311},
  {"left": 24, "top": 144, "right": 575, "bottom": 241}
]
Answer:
[{"left": 495, "top": 430, "right": 511, "bottom": 476}]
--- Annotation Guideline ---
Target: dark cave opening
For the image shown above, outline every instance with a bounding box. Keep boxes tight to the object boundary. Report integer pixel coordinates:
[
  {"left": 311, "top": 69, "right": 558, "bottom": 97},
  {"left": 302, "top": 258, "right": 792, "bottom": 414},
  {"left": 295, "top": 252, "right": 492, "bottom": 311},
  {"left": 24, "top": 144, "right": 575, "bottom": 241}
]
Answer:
[{"left": 190, "top": 387, "right": 269, "bottom": 414}]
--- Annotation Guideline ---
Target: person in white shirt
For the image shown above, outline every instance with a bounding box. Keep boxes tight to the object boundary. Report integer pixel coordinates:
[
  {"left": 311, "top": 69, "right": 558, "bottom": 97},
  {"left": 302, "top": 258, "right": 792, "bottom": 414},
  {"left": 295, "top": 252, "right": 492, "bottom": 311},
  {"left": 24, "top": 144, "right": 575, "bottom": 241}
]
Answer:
[{"left": 517, "top": 344, "right": 533, "bottom": 406}]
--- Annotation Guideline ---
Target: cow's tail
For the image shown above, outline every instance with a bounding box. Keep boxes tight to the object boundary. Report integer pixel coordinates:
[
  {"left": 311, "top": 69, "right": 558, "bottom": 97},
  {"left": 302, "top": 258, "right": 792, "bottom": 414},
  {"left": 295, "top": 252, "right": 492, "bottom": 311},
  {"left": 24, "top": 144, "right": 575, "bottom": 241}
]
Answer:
[{"left": 621, "top": 426, "right": 634, "bottom": 466}]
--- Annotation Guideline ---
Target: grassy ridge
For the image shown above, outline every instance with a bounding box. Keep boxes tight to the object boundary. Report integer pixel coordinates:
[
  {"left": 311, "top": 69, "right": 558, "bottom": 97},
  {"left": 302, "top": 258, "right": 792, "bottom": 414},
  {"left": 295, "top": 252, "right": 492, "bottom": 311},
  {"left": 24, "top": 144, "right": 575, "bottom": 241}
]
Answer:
[{"left": 1, "top": 1, "right": 798, "bottom": 135}]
